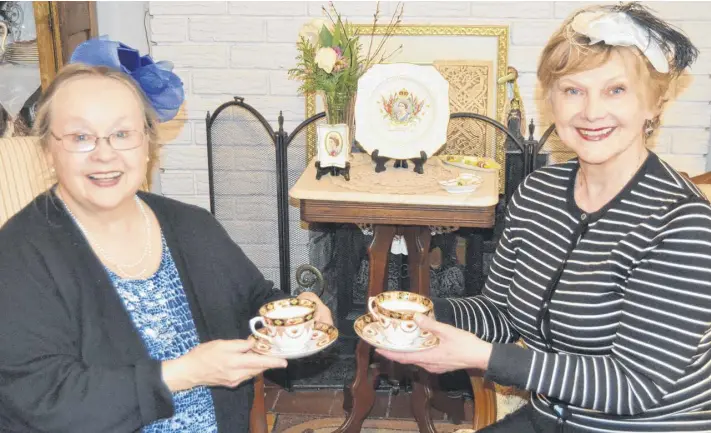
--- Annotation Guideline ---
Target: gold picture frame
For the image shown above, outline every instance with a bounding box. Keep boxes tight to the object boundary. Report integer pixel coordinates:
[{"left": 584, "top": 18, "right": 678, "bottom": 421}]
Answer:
[{"left": 304, "top": 24, "right": 509, "bottom": 192}]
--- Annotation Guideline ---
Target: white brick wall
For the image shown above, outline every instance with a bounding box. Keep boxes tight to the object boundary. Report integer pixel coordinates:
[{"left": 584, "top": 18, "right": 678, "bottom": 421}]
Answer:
[{"left": 149, "top": 0, "right": 711, "bottom": 204}]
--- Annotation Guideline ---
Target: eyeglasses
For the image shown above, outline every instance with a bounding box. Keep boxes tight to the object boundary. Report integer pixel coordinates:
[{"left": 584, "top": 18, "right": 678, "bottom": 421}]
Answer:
[{"left": 50, "top": 130, "right": 145, "bottom": 153}]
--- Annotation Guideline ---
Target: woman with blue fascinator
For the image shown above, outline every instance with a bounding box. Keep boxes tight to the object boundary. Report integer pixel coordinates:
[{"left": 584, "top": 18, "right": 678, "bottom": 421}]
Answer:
[
  {"left": 0, "top": 37, "right": 332, "bottom": 432},
  {"left": 377, "top": 3, "right": 711, "bottom": 433}
]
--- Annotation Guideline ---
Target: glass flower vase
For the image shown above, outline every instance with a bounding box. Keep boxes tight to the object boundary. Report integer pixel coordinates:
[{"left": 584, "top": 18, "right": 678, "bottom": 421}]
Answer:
[{"left": 321, "top": 91, "right": 356, "bottom": 149}]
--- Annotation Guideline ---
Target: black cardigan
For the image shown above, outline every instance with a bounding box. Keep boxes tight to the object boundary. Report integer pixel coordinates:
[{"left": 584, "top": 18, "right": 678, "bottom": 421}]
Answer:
[
  {"left": 0, "top": 190, "right": 287, "bottom": 432},
  {"left": 433, "top": 154, "right": 711, "bottom": 432}
]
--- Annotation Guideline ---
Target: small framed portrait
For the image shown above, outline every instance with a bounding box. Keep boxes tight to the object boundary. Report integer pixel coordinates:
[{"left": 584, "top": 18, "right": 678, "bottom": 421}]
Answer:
[{"left": 317, "top": 123, "right": 349, "bottom": 169}]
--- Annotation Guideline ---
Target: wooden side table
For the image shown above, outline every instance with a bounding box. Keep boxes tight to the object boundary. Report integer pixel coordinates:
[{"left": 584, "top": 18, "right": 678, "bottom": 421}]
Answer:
[{"left": 289, "top": 155, "right": 498, "bottom": 432}]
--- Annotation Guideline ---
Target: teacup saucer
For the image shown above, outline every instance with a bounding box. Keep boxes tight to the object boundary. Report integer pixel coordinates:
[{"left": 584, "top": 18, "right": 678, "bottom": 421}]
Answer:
[
  {"left": 249, "top": 321, "right": 339, "bottom": 359},
  {"left": 353, "top": 314, "right": 439, "bottom": 352}
]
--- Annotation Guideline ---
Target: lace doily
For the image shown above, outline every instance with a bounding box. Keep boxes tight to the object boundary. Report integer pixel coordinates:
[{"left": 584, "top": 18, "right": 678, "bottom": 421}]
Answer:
[
  {"left": 331, "top": 154, "right": 460, "bottom": 194},
  {"left": 336, "top": 154, "right": 463, "bottom": 254}
]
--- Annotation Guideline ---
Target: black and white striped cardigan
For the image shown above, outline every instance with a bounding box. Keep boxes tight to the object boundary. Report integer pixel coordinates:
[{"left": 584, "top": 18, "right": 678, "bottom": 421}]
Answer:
[{"left": 433, "top": 152, "right": 711, "bottom": 432}]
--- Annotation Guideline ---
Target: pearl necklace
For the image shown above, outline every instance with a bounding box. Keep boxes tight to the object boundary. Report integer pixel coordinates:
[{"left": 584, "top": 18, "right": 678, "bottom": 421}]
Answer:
[{"left": 57, "top": 193, "right": 152, "bottom": 279}]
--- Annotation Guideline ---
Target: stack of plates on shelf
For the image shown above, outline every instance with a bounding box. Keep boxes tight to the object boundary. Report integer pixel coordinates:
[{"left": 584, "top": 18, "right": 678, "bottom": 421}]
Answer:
[{"left": 4, "top": 39, "right": 39, "bottom": 65}]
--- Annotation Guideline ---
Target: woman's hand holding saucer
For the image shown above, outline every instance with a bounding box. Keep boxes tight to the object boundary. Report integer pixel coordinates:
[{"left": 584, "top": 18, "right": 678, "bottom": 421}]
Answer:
[
  {"left": 376, "top": 313, "right": 492, "bottom": 374},
  {"left": 162, "top": 339, "right": 287, "bottom": 392}
]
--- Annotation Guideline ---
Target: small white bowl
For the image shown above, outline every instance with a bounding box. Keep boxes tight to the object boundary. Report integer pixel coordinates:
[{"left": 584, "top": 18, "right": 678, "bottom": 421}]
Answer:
[{"left": 439, "top": 173, "right": 483, "bottom": 194}]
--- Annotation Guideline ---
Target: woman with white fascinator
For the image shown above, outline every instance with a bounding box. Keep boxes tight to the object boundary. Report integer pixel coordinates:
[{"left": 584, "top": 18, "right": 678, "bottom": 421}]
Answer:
[{"left": 378, "top": 3, "right": 711, "bottom": 432}]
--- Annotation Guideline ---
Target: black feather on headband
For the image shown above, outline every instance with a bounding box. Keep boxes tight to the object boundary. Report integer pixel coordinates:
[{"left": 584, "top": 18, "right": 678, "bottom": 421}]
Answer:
[{"left": 610, "top": 2, "right": 698, "bottom": 74}]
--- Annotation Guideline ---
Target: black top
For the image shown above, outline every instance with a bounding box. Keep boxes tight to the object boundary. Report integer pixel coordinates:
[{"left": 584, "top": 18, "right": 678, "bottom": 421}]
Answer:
[
  {"left": 434, "top": 152, "right": 711, "bottom": 432},
  {"left": 0, "top": 190, "right": 286, "bottom": 432}
]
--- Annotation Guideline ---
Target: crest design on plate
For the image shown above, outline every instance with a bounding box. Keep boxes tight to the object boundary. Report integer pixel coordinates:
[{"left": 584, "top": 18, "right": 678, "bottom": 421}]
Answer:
[{"left": 380, "top": 88, "right": 427, "bottom": 126}]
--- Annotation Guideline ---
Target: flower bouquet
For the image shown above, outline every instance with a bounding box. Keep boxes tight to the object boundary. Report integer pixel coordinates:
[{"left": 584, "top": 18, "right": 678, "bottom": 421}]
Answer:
[{"left": 288, "top": 1, "right": 404, "bottom": 130}]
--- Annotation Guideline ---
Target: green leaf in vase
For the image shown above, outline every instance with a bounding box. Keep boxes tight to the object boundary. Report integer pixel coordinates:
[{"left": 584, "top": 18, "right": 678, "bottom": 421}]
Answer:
[
  {"left": 319, "top": 26, "right": 333, "bottom": 48},
  {"left": 332, "top": 20, "right": 342, "bottom": 48}
]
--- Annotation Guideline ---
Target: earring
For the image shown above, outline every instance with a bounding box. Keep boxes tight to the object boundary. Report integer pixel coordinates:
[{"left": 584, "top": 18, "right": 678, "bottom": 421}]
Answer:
[
  {"left": 146, "top": 156, "right": 150, "bottom": 162},
  {"left": 50, "top": 167, "right": 55, "bottom": 173},
  {"left": 644, "top": 119, "right": 656, "bottom": 138}
]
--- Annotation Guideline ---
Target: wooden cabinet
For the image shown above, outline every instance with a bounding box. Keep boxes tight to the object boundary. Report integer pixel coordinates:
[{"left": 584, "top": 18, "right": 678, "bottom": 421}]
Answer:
[{"left": 33, "top": 1, "right": 97, "bottom": 90}]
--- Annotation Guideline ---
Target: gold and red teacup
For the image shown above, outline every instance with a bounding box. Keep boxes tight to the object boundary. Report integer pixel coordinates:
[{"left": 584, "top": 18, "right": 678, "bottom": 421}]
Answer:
[
  {"left": 249, "top": 298, "right": 317, "bottom": 351},
  {"left": 367, "top": 291, "right": 433, "bottom": 346}
]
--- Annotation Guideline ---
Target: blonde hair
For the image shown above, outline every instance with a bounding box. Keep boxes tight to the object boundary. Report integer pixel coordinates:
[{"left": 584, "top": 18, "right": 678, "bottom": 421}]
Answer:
[
  {"left": 537, "top": 5, "right": 676, "bottom": 123},
  {"left": 32, "top": 63, "right": 161, "bottom": 174}
]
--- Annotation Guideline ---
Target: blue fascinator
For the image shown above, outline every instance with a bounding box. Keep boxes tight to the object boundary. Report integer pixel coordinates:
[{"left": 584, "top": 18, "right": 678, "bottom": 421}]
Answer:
[{"left": 69, "top": 36, "right": 185, "bottom": 123}]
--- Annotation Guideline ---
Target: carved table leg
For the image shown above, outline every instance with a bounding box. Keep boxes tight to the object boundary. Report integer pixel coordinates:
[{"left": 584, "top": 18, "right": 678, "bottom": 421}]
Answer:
[
  {"left": 411, "top": 368, "right": 438, "bottom": 433},
  {"left": 403, "top": 226, "right": 432, "bottom": 295},
  {"left": 336, "top": 225, "right": 396, "bottom": 433},
  {"left": 404, "top": 226, "right": 469, "bottom": 428},
  {"left": 249, "top": 374, "right": 268, "bottom": 433},
  {"left": 402, "top": 226, "right": 438, "bottom": 433},
  {"left": 337, "top": 341, "right": 378, "bottom": 433}
]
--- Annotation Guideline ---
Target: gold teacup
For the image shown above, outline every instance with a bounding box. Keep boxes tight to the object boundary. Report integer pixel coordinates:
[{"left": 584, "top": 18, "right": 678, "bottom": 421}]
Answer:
[
  {"left": 367, "top": 291, "right": 433, "bottom": 346},
  {"left": 249, "top": 298, "right": 317, "bottom": 352}
]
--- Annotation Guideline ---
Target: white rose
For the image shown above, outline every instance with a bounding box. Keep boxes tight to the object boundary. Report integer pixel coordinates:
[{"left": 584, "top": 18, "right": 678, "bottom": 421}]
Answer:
[
  {"left": 298, "top": 18, "right": 331, "bottom": 47},
  {"left": 314, "top": 47, "right": 338, "bottom": 74}
]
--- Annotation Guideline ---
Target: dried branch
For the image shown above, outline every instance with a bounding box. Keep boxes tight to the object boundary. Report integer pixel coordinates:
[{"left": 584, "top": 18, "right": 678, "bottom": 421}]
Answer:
[
  {"left": 365, "top": 1, "right": 381, "bottom": 68},
  {"left": 361, "top": 2, "right": 404, "bottom": 72}
]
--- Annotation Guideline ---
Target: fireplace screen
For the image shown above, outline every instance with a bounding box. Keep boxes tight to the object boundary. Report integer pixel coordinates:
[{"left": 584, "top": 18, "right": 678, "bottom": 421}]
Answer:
[
  {"left": 284, "top": 116, "right": 331, "bottom": 302},
  {"left": 206, "top": 98, "right": 333, "bottom": 301},
  {"left": 206, "top": 99, "right": 284, "bottom": 289}
]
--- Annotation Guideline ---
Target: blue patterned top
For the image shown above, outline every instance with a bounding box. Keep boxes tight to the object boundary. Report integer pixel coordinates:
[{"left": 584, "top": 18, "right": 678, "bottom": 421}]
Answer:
[{"left": 106, "top": 235, "right": 218, "bottom": 433}]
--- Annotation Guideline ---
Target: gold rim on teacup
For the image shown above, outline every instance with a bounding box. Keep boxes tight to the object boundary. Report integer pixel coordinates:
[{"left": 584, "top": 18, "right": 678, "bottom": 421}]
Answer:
[
  {"left": 258, "top": 298, "right": 316, "bottom": 327},
  {"left": 370, "top": 291, "right": 433, "bottom": 320}
]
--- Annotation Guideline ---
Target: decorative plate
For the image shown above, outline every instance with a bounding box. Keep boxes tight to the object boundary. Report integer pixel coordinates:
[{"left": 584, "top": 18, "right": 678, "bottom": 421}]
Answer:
[
  {"left": 353, "top": 314, "right": 439, "bottom": 353},
  {"left": 249, "top": 322, "right": 338, "bottom": 359},
  {"left": 440, "top": 155, "right": 501, "bottom": 173},
  {"left": 355, "top": 63, "right": 450, "bottom": 160}
]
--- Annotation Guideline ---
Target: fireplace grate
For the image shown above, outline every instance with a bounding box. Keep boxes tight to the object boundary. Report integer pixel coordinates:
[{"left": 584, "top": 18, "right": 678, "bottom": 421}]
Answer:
[{"left": 205, "top": 97, "right": 553, "bottom": 389}]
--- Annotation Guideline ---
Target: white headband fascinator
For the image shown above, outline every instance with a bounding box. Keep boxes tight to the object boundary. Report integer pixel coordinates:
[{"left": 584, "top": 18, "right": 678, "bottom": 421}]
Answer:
[
  {"left": 571, "top": 11, "right": 669, "bottom": 73},
  {"left": 566, "top": 2, "right": 700, "bottom": 76}
]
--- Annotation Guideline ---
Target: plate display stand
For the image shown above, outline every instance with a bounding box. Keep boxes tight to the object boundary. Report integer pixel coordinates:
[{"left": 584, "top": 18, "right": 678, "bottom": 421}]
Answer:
[
  {"left": 371, "top": 149, "right": 428, "bottom": 174},
  {"left": 315, "top": 160, "right": 351, "bottom": 181}
]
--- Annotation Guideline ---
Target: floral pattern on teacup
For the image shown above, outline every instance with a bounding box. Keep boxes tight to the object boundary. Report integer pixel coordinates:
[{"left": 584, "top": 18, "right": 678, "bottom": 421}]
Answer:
[
  {"left": 250, "top": 322, "right": 338, "bottom": 356},
  {"left": 356, "top": 313, "right": 375, "bottom": 328},
  {"left": 314, "top": 322, "right": 338, "bottom": 347},
  {"left": 372, "top": 291, "right": 433, "bottom": 320},
  {"left": 353, "top": 314, "right": 439, "bottom": 352},
  {"left": 254, "top": 338, "right": 272, "bottom": 353},
  {"left": 258, "top": 298, "right": 317, "bottom": 327}
]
